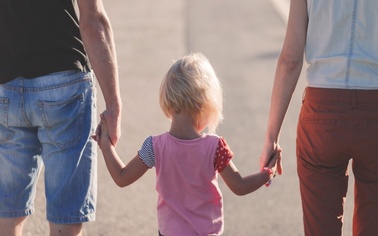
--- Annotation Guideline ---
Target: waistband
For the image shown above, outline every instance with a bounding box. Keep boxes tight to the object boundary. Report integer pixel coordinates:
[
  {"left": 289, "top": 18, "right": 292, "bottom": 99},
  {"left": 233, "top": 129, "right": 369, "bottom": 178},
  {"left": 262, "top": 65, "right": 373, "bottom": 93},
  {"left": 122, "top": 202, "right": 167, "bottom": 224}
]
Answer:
[
  {"left": 304, "top": 87, "right": 378, "bottom": 105},
  {"left": 0, "top": 70, "right": 93, "bottom": 91}
]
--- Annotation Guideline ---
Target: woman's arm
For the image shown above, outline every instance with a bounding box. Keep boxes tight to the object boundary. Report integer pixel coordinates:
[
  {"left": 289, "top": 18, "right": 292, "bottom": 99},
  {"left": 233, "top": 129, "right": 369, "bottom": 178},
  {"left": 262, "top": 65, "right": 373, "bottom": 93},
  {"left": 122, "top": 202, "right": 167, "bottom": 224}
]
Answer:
[{"left": 260, "top": 0, "right": 308, "bottom": 174}]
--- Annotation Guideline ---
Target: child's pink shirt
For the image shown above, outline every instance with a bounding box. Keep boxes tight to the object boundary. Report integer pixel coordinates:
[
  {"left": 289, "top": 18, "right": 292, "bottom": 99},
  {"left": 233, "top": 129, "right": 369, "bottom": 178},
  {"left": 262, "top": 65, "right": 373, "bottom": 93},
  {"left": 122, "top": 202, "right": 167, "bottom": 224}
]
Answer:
[{"left": 152, "top": 133, "right": 224, "bottom": 236}]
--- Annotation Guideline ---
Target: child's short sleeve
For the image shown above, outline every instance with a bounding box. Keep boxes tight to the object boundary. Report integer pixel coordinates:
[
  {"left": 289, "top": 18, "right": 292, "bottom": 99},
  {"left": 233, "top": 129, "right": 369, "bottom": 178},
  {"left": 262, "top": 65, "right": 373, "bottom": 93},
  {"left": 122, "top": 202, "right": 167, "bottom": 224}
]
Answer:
[
  {"left": 138, "top": 136, "right": 155, "bottom": 168},
  {"left": 214, "top": 137, "right": 234, "bottom": 172}
]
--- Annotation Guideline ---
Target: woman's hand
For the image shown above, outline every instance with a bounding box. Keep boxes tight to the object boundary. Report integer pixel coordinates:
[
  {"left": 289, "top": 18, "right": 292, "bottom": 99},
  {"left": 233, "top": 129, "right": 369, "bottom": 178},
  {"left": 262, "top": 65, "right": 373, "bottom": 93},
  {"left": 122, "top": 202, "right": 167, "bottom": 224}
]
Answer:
[{"left": 260, "top": 142, "right": 283, "bottom": 175}]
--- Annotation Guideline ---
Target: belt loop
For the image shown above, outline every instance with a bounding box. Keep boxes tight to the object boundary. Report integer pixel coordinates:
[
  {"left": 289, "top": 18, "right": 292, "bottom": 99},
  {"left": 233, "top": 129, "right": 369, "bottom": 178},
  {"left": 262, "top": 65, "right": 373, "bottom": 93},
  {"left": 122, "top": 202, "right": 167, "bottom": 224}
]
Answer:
[{"left": 85, "top": 64, "right": 90, "bottom": 73}]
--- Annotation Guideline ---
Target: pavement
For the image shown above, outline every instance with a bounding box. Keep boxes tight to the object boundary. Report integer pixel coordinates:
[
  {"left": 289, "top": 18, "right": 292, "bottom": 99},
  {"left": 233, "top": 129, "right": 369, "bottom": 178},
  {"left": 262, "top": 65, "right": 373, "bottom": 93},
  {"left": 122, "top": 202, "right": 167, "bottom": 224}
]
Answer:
[{"left": 23, "top": 0, "right": 355, "bottom": 235}]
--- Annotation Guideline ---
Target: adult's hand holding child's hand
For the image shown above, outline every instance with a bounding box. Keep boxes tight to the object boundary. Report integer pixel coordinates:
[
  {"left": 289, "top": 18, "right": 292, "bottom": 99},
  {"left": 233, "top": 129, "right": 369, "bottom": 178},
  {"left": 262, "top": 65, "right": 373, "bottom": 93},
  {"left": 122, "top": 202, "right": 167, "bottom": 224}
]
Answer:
[
  {"left": 260, "top": 142, "right": 283, "bottom": 175},
  {"left": 101, "top": 108, "right": 121, "bottom": 146},
  {"left": 92, "top": 114, "right": 113, "bottom": 151},
  {"left": 266, "top": 148, "right": 282, "bottom": 177},
  {"left": 97, "top": 114, "right": 113, "bottom": 151}
]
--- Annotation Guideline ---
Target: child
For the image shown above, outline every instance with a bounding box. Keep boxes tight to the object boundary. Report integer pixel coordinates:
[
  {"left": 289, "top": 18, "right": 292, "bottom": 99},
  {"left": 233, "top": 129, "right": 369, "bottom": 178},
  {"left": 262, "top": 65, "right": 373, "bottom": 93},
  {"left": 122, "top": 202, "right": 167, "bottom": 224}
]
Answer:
[{"left": 94, "top": 53, "right": 280, "bottom": 235}]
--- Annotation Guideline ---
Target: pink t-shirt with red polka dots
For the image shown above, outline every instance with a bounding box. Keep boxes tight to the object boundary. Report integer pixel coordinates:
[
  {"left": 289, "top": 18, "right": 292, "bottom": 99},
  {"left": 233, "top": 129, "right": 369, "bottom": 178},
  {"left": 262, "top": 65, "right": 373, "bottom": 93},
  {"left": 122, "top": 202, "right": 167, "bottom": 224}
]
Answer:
[
  {"left": 138, "top": 133, "right": 234, "bottom": 235},
  {"left": 139, "top": 135, "right": 233, "bottom": 172}
]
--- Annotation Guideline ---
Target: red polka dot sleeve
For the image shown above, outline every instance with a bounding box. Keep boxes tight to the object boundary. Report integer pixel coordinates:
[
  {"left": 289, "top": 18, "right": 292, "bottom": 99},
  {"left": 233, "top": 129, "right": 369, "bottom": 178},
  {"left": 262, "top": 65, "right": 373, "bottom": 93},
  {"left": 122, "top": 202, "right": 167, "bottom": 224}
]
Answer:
[{"left": 214, "top": 137, "right": 234, "bottom": 172}]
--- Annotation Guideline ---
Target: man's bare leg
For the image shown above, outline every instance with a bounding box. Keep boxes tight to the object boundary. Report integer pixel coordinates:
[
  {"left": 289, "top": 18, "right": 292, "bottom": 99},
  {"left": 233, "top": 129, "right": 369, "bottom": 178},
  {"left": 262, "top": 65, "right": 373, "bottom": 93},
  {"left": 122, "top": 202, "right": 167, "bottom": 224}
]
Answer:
[
  {"left": 0, "top": 217, "right": 27, "bottom": 236},
  {"left": 49, "top": 223, "right": 82, "bottom": 236}
]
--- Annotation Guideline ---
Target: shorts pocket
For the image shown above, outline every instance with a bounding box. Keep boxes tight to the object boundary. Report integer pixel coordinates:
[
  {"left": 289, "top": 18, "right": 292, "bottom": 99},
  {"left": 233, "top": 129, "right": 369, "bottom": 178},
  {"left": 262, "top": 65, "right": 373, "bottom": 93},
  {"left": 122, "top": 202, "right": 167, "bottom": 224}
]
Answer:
[
  {"left": 38, "top": 94, "right": 84, "bottom": 150},
  {"left": 0, "top": 98, "right": 14, "bottom": 143}
]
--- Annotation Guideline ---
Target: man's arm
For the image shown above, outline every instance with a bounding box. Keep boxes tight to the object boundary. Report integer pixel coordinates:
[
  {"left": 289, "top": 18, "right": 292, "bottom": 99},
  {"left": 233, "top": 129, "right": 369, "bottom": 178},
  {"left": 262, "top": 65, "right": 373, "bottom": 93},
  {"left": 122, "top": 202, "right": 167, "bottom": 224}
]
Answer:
[{"left": 77, "top": 0, "right": 122, "bottom": 145}]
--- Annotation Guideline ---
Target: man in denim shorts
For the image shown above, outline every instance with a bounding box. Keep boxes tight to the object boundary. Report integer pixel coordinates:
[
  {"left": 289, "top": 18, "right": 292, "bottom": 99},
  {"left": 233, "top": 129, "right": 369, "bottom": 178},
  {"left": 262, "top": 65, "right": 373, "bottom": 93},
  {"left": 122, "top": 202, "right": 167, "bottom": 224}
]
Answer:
[{"left": 0, "top": 0, "right": 122, "bottom": 235}]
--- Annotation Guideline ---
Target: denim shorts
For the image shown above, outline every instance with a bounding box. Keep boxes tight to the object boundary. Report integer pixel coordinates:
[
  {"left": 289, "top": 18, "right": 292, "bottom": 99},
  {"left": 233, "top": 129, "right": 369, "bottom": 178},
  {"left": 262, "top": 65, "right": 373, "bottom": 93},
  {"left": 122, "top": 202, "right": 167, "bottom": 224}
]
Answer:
[{"left": 0, "top": 70, "right": 97, "bottom": 224}]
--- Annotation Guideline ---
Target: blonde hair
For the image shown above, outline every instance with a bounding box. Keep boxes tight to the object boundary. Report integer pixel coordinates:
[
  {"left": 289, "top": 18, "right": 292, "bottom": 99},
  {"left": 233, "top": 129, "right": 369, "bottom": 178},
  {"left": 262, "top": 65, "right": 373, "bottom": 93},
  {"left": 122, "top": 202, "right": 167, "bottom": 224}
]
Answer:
[{"left": 159, "top": 53, "right": 223, "bottom": 134}]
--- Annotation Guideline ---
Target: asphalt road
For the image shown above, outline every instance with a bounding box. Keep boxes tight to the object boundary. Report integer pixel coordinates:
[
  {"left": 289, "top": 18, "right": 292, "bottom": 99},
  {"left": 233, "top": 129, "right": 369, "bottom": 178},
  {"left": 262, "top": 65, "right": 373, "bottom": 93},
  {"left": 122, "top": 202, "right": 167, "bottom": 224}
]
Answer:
[{"left": 23, "top": 0, "right": 355, "bottom": 235}]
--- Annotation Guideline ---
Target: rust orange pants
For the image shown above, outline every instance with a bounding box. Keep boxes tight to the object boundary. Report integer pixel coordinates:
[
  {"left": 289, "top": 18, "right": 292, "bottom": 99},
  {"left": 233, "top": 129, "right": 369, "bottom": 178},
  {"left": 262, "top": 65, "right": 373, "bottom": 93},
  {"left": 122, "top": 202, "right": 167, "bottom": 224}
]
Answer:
[{"left": 297, "top": 87, "right": 378, "bottom": 236}]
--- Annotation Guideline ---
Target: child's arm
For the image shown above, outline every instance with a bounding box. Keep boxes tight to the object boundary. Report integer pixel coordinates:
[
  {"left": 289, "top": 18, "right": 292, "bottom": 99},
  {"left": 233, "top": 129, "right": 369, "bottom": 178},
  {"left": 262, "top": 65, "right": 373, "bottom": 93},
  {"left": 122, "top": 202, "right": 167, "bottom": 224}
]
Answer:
[
  {"left": 102, "top": 147, "right": 148, "bottom": 188},
  {"left": 96, "top": 115, "right": 148, "bottom": 187},
  {"left": 220, "top": 151, "right": 279, "bottom": 196}
]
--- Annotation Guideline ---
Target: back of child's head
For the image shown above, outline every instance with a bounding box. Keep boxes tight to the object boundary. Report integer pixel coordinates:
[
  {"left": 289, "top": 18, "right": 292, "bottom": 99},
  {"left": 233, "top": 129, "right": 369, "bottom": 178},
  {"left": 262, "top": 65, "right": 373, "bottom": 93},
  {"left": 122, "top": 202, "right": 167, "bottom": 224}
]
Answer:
[{"left": 160, "top": 53, "right": 223, "bottom": 134}]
